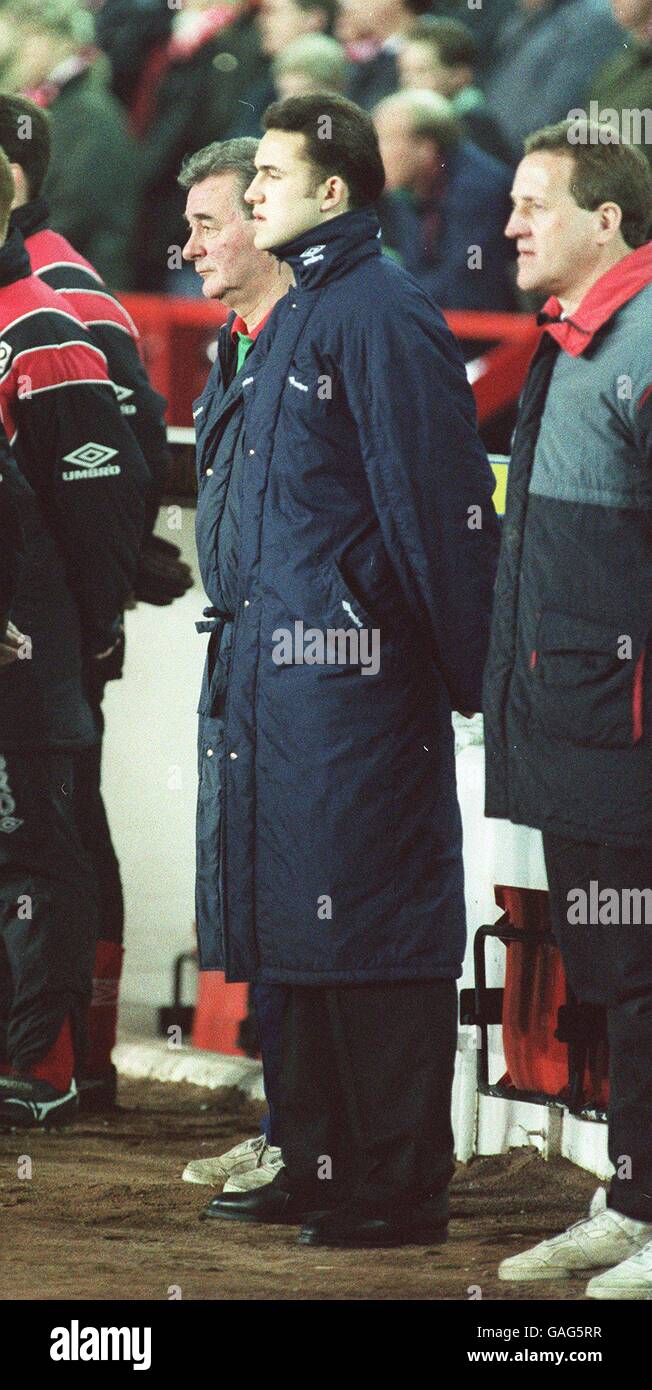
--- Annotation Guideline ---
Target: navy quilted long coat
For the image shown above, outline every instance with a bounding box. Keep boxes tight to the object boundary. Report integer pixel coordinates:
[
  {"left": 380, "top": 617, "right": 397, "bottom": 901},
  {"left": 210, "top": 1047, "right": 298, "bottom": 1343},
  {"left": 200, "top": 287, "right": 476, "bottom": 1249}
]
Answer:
[{"left": 194, "top": 207, "right": 499, "bottom": 984}]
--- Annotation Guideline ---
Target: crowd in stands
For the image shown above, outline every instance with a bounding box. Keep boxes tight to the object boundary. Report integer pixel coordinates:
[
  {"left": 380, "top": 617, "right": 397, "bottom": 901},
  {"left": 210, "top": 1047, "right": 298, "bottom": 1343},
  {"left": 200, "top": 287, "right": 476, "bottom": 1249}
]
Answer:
[{"left": 0, "top": 0, "right": 649, "bottom": 309}]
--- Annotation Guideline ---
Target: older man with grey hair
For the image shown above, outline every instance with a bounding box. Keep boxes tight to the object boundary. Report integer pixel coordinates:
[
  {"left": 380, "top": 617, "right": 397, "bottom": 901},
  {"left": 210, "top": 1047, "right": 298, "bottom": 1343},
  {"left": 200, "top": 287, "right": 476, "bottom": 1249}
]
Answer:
[{"left": 177, "top": 138, "right": 292, "bottom": 1197}]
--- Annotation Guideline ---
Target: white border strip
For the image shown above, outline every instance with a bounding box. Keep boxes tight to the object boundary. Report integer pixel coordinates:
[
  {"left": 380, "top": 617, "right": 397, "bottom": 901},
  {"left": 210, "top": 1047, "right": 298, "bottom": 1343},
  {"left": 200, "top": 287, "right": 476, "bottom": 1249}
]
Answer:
[
  {"left": 113, "top": 1038, "right": 265, "bottom": 1100},
  {"left": 167, "top": 426, "right": 196, "bottom": 445}
]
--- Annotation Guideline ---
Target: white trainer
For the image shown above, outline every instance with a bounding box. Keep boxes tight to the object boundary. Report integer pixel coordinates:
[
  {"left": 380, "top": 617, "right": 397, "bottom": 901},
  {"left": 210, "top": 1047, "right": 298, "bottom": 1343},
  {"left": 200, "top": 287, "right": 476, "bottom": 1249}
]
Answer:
[
  {"left": 182, "top": 1135, "right": 282, "bottom": 1186},
  {"left": 586, "top": 1237, "right": 652, "bottom": 1300},
  {"left": 499, "top": 1188, "right": 652, "bottom": 1281},
  {"left": 223, "top": 1146, "right": 285, "bottom": 1191}
]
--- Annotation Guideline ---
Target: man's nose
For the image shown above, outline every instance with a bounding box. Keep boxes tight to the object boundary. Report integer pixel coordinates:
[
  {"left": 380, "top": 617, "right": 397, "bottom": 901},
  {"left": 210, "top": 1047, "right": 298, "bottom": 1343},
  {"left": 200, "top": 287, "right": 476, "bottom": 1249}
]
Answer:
[
  {"left": 244, "top": 174, "right": 263, "bottom": 205},
  {"left": 505, "top": 209, "right": 526, "bottom": 239},
  {"left": 182, "top": 227, "right": 202, "bottom": 261}
]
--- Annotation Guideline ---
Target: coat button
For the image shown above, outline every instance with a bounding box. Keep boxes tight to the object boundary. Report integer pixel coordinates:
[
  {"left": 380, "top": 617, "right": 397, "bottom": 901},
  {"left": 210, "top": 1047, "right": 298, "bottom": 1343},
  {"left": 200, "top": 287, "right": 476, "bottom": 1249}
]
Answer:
[
  {"left": 205, "top": 467, "right": 213, "bottom": 477},
  {"left": 248, "top": 447, "right": 255, "bottom": 455},
  {"left": 229, "top": 751, "right": 238, "bottom": 760},
  {"left": 206, "top": 748, "right": 214, "bottom": 757},
  {"left": 243, "top": 598, "right": 250, "bottom": 608}
]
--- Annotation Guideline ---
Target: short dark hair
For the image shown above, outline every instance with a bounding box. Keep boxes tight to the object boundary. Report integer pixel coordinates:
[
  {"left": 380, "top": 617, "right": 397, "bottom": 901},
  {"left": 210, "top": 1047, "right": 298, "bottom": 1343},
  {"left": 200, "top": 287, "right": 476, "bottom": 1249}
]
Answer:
[
  {"left": 525, "top": 120, "right": 652, "bottom": 249},
  {"left": 262, "top": 93, "right": 385, "bottom": 208},
  {"left": 0, "top": 94, "right": 51, "bottom": 199},
  {"left": 407, "top": 16, "right": 479, "bottom": 68},
  {"left": 178, "top": 138, "right": 259, "bottom": 214}
]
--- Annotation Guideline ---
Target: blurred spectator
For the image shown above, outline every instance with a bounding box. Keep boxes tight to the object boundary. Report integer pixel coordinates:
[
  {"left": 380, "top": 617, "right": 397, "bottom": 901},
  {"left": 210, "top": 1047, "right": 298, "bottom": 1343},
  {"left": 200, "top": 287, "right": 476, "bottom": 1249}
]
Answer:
[
  {"left": 338, "top": 0, "right": 432, "bottom": 109},
  {"left": 95, "top": 0, "right": 175, "bottom": 107},
  {"left": 259, "top": 0, "right": 337, "bottom": 51},
  {"left": 374, "top": 89, "right": 516, "bottom": 310},
  {"left": 427, "top": 0, "right": 518, "bottom": 78},
  {"left": 226, "top": 0, "right": 339, "bottom": 136},
  {"left": 97, "top": 0, "right": 269, "bottom": 292},
  {"left": 272, "top": 34, "right": 350, "bottom": 99},
  {"left": 587, "top": 0, "right": 652, "bottom": 165},
  {"left": 0, "top": 0, "right": 139, "bottom": 289},
  {"left": 399, "top": 17, "right": 515, "bottom": 165},
  {"left": 482, "top": 0, "right": 623, "bottom": 162}
]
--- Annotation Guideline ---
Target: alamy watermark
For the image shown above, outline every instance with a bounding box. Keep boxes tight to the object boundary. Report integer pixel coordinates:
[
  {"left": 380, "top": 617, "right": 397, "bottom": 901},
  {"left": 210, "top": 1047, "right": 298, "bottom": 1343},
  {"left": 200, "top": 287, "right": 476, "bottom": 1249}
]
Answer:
[
  {"left": 567, "top": 881, "right": 652, "bottom": 926},
  {"left": 272, "top": 620, "right": 380, "bottom": 676},
  {"left": 566, "top": 104, "right": 652, "bottom": 146}
]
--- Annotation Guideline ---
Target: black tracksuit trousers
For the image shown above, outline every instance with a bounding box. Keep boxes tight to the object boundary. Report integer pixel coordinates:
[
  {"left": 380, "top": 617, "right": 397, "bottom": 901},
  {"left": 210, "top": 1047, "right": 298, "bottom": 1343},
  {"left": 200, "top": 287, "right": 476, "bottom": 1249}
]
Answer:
[
  {"left": 72, "top": 688, "right": 124, "bottom": 947},
  {"left": 277, "top": 978, "right": 458, "bottom": 1216},
  {"left": 543, "top": 833, "right": 652, "bottom": 1222},
  {"left": 0, "top": 749, "right": 99, "bottom": 1073}
]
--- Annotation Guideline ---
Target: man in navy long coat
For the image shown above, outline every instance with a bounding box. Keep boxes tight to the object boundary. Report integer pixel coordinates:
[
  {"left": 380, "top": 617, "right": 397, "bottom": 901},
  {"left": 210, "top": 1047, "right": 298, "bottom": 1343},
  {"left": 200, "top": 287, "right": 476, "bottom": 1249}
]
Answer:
[{"left": 198, "top": 93, "right": 499, "bottom": 1247}]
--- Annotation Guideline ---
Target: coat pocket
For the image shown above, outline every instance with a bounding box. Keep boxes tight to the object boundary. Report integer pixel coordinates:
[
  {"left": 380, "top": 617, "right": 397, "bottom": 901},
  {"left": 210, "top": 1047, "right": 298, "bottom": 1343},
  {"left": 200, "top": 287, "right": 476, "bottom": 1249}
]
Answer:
[
  {"left": 324, "top": 522, "right": 398, "bottom": 631},
  {"left": 530, "top": 610, "right": 647, "bottom": 749},
  {"left": 328, "top": 557, "right": 377, "bottom": 632}
]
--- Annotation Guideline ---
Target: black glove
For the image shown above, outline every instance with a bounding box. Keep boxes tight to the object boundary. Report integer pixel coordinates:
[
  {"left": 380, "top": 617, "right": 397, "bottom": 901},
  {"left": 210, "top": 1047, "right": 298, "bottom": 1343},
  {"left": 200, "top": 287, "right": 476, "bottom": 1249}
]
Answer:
[{"left": 135, "top": 539, "right": 194, "bottom": 606}]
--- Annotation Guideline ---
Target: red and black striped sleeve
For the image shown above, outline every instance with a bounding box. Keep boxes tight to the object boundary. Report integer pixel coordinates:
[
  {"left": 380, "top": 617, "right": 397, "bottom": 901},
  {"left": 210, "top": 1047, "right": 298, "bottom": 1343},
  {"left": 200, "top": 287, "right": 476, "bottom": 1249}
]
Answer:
[
  {"left": 0, "top": 297, "right": 150, "bottom": 654},
  {"left": 34, "top": 259, "right": 172, "bottom": 535}
]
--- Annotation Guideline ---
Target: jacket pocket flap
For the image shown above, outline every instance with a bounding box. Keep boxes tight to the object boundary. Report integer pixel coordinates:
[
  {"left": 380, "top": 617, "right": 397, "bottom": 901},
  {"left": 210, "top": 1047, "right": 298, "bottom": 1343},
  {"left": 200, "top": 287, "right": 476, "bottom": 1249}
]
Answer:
[{"left": 538, "top": 612, "right": 639, "bottom": 658}]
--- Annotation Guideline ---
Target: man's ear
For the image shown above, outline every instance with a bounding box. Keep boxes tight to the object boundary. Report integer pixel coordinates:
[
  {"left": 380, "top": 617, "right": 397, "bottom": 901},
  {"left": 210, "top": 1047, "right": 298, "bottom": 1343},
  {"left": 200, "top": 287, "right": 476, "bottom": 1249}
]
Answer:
[
  {"left": 320, "top": 174, "right": 348, "bottom": 214},
  {"left": 596, "top": 200, "right": 623, "bottom": 244},
  {"left": 9, "top": 162, "right": 28, "bottom": 209}
]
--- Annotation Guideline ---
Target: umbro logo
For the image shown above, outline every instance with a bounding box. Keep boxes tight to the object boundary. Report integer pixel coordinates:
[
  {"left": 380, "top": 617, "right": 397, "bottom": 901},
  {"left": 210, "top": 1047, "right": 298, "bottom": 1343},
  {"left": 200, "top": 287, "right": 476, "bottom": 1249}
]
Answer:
[
  {"left": 63, "top": 443, "right": 118, "bottom": 469},
  {"left": 0, "top": 815, "right": 23, "bottom": 834},
  {"left": 0, "top": 755, "right": 22, "bottom": 833},
  {"left": 62, "top": 443, "right": 121, "bottom": 481},
  {"left": 299, "top": 245, "right": 326, "bottom": 266}
]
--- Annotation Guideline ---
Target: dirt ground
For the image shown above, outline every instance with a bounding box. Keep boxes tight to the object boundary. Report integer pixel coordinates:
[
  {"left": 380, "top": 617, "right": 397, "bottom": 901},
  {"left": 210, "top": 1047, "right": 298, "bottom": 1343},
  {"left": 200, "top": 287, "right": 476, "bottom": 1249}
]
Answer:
[{"left": 0, "top": 1078, "right": 601, "bottom": 1302}]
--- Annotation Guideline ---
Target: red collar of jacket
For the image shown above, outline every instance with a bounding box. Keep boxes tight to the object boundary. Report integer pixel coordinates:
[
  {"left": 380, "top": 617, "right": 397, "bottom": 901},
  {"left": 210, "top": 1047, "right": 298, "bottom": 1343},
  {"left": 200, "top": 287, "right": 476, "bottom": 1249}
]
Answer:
[
  {"left": 25, "top": 52, "right": 94, "bottom": 109},
  {"left": 230, "top": 307, "right": 273, "bottom": 341},
  {"left": 539, "top": 241, "right": 652, "bottom": 356},
  {"left": 168, "top": 7, "right": 234, "bottom": 61}
]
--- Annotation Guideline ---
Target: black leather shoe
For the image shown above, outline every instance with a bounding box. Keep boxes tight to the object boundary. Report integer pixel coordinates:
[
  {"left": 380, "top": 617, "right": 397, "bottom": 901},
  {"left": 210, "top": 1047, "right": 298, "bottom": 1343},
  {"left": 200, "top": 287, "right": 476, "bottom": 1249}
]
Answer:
[
  {"left": 297, "top": 1207, "right": 449, "bottom": 1248},
  {"left": 199, "top": 1182, "right": 325, "bottom": 1226}
]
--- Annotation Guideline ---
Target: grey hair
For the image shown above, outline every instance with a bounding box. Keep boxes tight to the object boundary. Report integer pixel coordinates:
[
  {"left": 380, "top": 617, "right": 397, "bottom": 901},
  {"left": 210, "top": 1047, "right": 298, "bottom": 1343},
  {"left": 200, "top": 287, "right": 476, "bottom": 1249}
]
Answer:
[{"left": 177, "top": 137, "right": 259, "bottom": 212}]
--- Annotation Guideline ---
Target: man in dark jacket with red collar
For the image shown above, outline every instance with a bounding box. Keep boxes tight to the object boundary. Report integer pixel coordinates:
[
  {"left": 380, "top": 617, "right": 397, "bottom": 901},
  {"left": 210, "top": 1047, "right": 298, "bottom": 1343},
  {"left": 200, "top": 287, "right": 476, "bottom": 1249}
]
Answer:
[
  {"left": 97, "top": 0, "right": 269, "bottom": 292},
  {"left": 197, "top": 94, "right": 499, "bottom": 1248},
  {"left": 0, "top": 92, "right": 191, "bottom": 1110},
  {"left": 483, "top": 121, "right": 652, "bottom": 1299},
  {"left": 0, "top": 147, "right": 149, "bottom": 1129}
]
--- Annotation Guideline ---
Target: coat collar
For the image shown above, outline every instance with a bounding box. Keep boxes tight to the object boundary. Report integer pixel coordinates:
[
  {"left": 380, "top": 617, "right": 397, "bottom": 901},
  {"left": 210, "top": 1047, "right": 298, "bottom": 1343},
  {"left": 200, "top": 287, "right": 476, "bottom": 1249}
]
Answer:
[
  {"left": 538, "top": 241, "right": 652, "bottom": 356},
  {"left": 0, "top": 224, "right": 33, "bottom": 289},
  {"left": 26, "top": 57, "right": 91, "bottom": 109},
  {"left": 10, "top": 195, "right": 50, "bottom": 241},
  {"left": 274, "top": 207, "right": 382, "bottom": 290}
]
